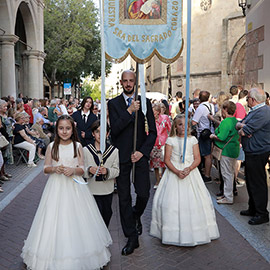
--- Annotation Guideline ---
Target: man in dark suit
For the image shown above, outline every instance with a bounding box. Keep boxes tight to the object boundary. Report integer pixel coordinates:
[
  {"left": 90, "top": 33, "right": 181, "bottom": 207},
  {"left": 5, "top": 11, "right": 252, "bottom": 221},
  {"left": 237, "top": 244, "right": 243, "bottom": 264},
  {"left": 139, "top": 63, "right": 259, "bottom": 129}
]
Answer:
[
  {"left": 108, "top": 70, "right": 156, "bottom": 255},
  {"left": 72, "top": 96, "right": 97, "bottom": 146}
]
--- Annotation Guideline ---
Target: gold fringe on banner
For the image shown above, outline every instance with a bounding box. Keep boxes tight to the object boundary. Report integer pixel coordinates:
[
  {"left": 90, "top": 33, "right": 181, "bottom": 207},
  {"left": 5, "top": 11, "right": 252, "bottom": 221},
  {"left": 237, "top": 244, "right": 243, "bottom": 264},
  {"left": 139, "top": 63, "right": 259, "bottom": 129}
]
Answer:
[
  {"left": 105, "top": 39, "right": 184, "bottom": 64},
  {"left": 145, "top": 116, "right": 149, "bottom": 135}
]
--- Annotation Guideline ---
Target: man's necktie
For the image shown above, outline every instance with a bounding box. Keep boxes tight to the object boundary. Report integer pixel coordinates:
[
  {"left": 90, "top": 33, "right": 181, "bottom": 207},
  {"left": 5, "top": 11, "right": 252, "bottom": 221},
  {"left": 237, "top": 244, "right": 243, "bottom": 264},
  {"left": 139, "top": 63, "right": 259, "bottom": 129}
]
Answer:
[
  {"left": 83, "top": 114, "right": 86, "bottom": 123},
  {"left": 127, "top": 97, "right": 133, "bottom": 107}
]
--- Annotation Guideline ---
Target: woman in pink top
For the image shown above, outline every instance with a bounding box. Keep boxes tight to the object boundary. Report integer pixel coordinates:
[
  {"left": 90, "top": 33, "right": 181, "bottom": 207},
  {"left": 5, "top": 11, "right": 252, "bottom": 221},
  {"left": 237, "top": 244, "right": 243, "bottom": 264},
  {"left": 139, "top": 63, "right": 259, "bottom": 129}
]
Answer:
[
  {"left": 234, "top": 90, "right": 248, "bottom": 188},
  {"left": 150, "top": 103, "right": 171, "bottom": 189}
]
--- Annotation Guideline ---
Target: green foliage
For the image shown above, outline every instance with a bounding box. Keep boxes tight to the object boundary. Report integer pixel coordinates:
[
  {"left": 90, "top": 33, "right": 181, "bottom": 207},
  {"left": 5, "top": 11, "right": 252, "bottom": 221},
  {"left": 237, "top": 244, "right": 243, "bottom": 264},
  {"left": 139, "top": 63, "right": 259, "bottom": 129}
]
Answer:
[
  {"left": 81, "top": 78, "right": 101, "bottom": 100},
  {"left": 44, "top": 0, "right": 111, "bottom": 89}
]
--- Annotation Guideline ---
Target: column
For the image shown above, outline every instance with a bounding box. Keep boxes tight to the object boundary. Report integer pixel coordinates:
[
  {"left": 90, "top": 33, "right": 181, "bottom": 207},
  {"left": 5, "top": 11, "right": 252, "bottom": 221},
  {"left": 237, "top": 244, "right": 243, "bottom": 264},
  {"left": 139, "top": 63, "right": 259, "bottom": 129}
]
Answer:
[
  {"left": 23, "top": 50, "right": 46, "bottom": 98},
  {"left": 0, "top": 35, "right": 19, "bottom": 98}
]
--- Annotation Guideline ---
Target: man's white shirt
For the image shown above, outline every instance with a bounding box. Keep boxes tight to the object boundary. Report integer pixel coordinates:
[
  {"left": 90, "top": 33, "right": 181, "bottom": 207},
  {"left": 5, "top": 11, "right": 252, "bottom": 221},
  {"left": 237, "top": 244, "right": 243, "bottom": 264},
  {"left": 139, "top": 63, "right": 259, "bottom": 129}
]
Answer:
[{"left": 192, "top": 101, "right": 215, "bottom": 133}]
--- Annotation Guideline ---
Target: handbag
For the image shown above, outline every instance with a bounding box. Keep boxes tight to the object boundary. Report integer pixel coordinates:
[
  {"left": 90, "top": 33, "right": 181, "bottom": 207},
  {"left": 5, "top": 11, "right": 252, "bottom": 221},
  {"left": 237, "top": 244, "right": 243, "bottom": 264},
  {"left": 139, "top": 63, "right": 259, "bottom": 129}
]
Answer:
[
  {"left": 212, "top": 135, "right": 235, "bottom": 161},
  {"left": 212, "top": 145, "right": 222, "bottom": 160},
  {"left": 200, "top": 128, "right": 212, "bottom": 140},
  {"left": 0, "top": 134, "right": 9, "bottom": 149}
]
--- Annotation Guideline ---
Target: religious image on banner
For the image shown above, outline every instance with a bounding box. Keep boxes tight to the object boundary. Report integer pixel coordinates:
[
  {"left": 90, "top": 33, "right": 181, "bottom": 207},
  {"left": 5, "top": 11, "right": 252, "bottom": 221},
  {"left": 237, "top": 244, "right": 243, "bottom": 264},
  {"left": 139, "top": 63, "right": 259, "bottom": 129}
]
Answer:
[
  {"left": 104, "top": 0, "right": 182, "bottom": 63},
  {"left": 125, "top": 0, "right": 162, "bottom": 20},
  {"left": 120, "top": 0, "right": 165, "bottom": 25}
]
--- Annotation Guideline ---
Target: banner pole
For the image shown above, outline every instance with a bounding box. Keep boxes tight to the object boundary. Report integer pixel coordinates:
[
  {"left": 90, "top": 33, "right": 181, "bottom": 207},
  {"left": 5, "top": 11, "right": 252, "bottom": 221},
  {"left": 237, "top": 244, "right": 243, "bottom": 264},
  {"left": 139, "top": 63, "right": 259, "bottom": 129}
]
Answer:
[
  {"left": 99, "top": 0, "right": 106, "bottom": 154},
  {"left": 132, "top": 62, "right": 139, "bottom": 183},
  {"left": 182, "top": 0, "right": 192, "bottom": 163}
]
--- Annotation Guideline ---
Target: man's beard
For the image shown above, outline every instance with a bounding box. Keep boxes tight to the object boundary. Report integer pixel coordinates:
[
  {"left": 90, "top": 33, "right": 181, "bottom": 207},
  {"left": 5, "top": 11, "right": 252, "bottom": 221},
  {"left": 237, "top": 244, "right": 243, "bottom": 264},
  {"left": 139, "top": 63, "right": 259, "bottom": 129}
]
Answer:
[{"left": 123, "top": 87, "right": 135, "bottom": 95}]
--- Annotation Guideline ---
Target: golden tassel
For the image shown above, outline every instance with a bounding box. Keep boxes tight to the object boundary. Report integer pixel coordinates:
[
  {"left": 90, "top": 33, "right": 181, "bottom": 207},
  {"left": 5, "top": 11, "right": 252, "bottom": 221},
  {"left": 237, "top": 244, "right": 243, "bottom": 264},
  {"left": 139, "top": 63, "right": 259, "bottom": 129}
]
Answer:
[{"left": 145, "top": 116, "right": 149, "bottom": 135}]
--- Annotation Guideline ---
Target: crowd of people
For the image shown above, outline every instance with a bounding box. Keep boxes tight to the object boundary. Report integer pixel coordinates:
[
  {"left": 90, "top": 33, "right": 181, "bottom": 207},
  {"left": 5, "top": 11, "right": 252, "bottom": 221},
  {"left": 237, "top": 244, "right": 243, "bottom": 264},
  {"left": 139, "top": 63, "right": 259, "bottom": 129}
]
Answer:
[
  {"left": 1, "top": 71, "right": 269, "bottom": 269},
  {"left": 0, "top": 95, "right": 102, "bottom": 193}
]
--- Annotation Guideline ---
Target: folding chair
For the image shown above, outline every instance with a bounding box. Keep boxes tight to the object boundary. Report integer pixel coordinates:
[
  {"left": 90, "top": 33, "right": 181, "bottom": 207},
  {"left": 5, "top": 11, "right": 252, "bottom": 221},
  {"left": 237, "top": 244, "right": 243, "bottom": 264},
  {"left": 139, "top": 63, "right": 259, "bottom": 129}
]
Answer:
[{"left": 13, "top": 146, "right": 28, "bottom": 166}]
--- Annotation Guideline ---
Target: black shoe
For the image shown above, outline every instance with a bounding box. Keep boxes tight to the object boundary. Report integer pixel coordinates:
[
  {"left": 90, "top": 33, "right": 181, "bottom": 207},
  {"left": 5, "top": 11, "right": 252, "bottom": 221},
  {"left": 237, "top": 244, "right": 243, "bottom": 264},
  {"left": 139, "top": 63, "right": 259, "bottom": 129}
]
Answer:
[
  {"left": 135, "top": 217, "right": 142, "bottom": 235},
  {"left": 248, "top": 215, "right": 269, "bottom": 225},
  {"left": 203, "top": 175, "right": 212, "bottom": 184},
  {"left": 234, "top": 191, "right": 238, "bottom": 196},
  {"left": 121, "top": 239, "right": 139, "bottom": 256},
  {"left": 0, "top": 180, "right": 3, "bottom": 185},
  {"left": 240, "top": 209, "right": 256, "bottom": 216}
]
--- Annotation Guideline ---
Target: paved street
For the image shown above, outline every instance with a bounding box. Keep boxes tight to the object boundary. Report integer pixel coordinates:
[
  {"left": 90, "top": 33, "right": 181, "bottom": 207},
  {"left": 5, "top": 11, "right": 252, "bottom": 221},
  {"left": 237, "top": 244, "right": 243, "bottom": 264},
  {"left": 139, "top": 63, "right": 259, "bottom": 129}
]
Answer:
[{"left": 0, "top": 161, "right": 270, "bottom": 270}]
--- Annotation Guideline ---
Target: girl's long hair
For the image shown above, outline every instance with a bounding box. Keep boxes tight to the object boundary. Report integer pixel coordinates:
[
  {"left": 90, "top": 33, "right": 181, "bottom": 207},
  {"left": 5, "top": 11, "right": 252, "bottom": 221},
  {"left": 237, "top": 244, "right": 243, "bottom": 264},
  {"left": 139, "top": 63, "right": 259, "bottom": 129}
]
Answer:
[
  {"left": 51, "top": 115, "right": 80, "bottom": 161},
  {"left": 169, "top": 114, "right": 191, "bottom": 137},
  {"left": 79, "top": 96, "right": 93, "bottom": 112}
]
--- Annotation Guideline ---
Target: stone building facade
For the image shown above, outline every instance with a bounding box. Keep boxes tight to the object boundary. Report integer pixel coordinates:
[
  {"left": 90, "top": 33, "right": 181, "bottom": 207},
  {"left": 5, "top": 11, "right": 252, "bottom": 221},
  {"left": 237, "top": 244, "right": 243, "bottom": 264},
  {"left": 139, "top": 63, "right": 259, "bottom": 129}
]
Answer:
[
  {"left": 144, "top": 0, "right": 246, "bottom": 98},
  {"left": 245, "top": 0, "right": 270, "bottom": 91},
  {"left": 0, "top": 0, "right": 45, "bottom": 98}
]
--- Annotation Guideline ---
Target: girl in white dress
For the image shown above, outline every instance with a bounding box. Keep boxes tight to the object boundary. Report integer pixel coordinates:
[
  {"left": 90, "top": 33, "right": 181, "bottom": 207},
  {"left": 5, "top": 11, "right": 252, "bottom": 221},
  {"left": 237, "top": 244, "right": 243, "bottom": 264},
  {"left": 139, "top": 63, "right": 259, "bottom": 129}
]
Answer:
[
  {"left": 150, "top": 115, "right": 219, "bottom": 246},
  {"left": 21, "top": 115, "right": 112, "bottom": 270}
]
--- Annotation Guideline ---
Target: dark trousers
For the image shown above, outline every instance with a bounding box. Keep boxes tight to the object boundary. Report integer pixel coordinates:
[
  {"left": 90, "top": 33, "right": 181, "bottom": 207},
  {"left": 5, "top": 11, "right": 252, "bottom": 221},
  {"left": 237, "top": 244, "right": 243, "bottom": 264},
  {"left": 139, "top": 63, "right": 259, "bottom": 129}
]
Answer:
[
  {"left": 117, "top": 157, "right": 150, "bottom": 239},
  {"left": 245, "top": 152, "right": 270, "bottom": 217},
  {"left": 94, "top": 193, "right": 113, "bottom": 227}
]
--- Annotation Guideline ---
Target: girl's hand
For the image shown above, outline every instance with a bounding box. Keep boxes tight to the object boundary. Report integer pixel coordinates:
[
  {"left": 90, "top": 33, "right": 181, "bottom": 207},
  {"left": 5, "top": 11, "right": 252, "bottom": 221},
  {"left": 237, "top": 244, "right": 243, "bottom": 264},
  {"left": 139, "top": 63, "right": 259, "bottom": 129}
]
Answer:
[
  {"left": 177, "top": 170, "right": 186, "bottom": 179},
  {"left": 183, "top": 167, "right": 191, "bottom": 177},
  {"left": 89, "top": 166, "right": 100, "bottom": 176},
  {"left": 99, "top": 166, "right": 107, "bottom": 175},
  {"left": 81, "top": 131, "right": 85, "bottom": 138},
  {"left": 55, "top": 165, "right": 64, "bottom": 174},
  {"left": 63, "top": 166, "right": 74, "bottom": 177}
]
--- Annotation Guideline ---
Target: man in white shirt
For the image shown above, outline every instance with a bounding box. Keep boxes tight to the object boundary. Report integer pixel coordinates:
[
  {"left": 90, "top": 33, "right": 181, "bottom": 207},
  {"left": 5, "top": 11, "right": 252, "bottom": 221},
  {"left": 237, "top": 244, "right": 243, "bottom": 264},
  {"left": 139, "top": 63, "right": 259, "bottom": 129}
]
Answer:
[
  {"left": 188, "top": 88, "right": 201, "bottom": 113},
  {"left": 192, "top": 91, "right": 215, "bottom": 183}
]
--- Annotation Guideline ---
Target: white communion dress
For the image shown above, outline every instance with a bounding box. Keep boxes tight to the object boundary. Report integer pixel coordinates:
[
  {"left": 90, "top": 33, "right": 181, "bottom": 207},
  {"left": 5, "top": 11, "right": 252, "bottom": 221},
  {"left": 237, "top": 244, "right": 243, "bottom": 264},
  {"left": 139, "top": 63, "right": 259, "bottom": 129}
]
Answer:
[
  {"left": 21, "top": 142, "right": 112, "bottom": 270},
  {"left": 150, "top": 136, "right": 220, "bottom": 246}
]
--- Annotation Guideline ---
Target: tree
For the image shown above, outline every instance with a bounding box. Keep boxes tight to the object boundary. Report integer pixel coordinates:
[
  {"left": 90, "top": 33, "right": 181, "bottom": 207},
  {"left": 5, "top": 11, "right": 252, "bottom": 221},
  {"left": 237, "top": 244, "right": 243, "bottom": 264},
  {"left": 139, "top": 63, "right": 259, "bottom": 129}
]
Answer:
[
  {"left": 44, "top": 0, "right": 111, "bottom": 96},
  {"left": 81, "top": 77, "right": 114, "bottom": 100},
  {"left": 81, "top": 78, "right": 101, "bottom": 100}
]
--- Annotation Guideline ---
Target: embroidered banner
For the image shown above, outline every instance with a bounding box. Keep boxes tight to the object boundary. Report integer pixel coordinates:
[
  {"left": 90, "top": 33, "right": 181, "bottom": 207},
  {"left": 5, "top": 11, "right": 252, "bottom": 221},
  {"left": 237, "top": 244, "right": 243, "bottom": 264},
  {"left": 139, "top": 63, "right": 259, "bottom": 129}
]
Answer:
[{"left": 104, "top": 0, "right": 183, "bottom": 63}]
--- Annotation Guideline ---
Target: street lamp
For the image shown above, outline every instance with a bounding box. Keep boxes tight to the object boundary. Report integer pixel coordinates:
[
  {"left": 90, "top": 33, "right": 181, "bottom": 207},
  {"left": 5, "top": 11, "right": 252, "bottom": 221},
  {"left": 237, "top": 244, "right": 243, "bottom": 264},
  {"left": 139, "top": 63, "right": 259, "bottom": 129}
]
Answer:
[{"left": 238, "top": 0, "right": 251, "bottom": 17}]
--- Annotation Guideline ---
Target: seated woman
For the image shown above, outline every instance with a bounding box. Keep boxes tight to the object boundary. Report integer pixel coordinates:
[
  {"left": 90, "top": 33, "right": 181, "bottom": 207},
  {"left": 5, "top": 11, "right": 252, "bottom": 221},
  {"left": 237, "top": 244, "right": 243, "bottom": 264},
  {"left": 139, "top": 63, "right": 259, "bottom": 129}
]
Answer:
[
  {"left": 22, "top": 112, "right": 46, "bottom": 160},
  {"left": 31, "top": 117, "right": 51, "bottom": 147},
  {"left": 13, "top": 112, "right": 37, "bottom": 167}
]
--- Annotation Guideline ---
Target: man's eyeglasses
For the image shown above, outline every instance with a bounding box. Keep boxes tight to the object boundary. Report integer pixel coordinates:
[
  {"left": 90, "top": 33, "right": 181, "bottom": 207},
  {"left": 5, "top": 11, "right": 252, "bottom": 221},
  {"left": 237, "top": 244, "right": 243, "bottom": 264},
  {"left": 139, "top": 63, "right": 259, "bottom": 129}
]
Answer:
[{"left": 246, "top": 96, "right": 252, "bottom": 101}]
